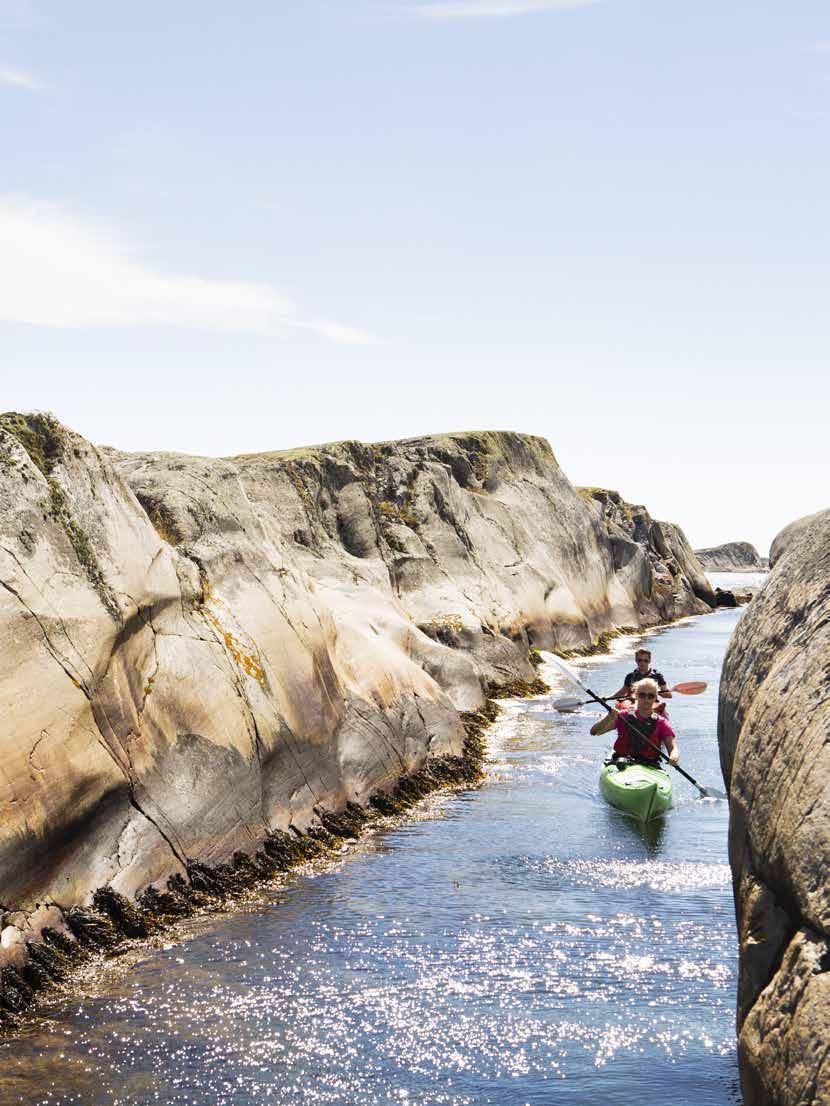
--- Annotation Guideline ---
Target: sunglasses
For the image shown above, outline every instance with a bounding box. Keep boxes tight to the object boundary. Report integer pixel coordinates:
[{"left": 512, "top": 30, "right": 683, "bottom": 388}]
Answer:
[{"left": 636, "top": 692, "right": 656, "bottom": 700}]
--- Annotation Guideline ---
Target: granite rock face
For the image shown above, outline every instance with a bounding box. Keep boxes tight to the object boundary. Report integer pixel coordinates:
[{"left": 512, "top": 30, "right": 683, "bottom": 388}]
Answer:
[
  {"left": 695, "top": 541, "right": 768, "bottom": 572},
  {"left": 0, "top": 416, "right": 712, "bottom": 942},
  {"left": 718, "top": 509, "right": 830, "bottom": 1106},
  {"left": 578, "top": 486, "right": 715, "bottom": 616}
]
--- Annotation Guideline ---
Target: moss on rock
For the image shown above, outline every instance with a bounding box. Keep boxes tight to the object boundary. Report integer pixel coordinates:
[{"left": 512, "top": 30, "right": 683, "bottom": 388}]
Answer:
[{"left": 0, "top": 412, "right": 66, "bottom": 477}]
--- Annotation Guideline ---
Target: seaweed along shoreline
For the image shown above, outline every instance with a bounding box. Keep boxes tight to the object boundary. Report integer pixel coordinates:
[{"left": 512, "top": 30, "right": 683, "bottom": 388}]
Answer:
[
  {"left": 0, "top": 609, "right": 742, "bottom": 1106},
  {"left": 0, "top": 613, "right": 711, "bottom": 1039},
  {"left": 0, "top": 692, "right": 517, "bottom": 1036}
]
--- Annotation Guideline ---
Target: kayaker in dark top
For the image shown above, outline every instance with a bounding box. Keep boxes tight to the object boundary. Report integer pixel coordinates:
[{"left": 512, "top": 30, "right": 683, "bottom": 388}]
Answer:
[
  {"left": 608, "top": 647, "right": 672, "bottom": 701},
  {"left": 590, "top": 678, "right": 680, "bottom": 764}
]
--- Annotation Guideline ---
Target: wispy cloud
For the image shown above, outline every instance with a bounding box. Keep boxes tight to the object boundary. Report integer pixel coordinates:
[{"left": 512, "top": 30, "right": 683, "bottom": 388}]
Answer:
[
  {"left": 0, "top": 197, "right": 377, "bottom": 345},
  {"left": 408, "top": 0, "right": 595, "bottom": 19},
  {"left": 0, "top": 63, "right": 44, "bottom": 91}
]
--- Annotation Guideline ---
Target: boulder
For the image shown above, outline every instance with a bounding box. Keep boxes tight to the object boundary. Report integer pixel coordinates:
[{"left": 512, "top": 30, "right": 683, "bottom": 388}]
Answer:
[
  {"left": 718, "top": 508, "right": 830, "bottom": 1105},
  {"left": 0, "top": 926, "right": 27, "bottom": 970},
  {"left": 712, "top": 587, "right": 739, "bottom": 608}
]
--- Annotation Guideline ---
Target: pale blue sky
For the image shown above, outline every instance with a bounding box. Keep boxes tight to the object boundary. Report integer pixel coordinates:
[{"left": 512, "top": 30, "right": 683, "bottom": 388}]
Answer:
[{"left": 1, "top": 0, "right": 827, "bottom": 552}]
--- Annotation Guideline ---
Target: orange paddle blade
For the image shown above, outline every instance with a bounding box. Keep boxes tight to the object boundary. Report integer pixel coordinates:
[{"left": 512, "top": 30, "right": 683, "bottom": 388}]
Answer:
[{"left": 672, "top": 681, "right": 707, "bottom": 695}]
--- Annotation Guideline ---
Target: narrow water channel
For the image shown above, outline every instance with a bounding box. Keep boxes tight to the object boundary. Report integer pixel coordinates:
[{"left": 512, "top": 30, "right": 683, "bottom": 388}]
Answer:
[{"left": 0, "top": 606, "right": 745, "bottom": 1106}]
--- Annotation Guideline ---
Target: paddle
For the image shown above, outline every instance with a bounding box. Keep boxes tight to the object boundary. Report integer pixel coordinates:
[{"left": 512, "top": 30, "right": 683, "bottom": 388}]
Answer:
[
  {"left": 546, "top": 654, "right": 727, "bottom": 800},
  {"left": 669, "top": 681, "right": 708, "bottom": 695},
  {"left": 551, "top": 680, "right": 707, "bottom": 713}
]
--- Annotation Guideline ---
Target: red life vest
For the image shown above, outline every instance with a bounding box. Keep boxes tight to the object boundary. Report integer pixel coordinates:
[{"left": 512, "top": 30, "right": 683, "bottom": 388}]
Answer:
[{"left": 613, "top": 711, "right": 666, "bottom": 760}]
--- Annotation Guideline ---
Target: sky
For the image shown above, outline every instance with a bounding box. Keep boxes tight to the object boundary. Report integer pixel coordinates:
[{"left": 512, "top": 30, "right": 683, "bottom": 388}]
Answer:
[{"left": 1, "top": 0, "right": 828, "bottom": 554}]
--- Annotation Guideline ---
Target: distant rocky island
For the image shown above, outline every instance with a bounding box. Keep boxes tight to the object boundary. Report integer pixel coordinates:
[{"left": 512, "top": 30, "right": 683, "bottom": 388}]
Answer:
[
  {"left": 695, "top": 540, "right": 768, "bottom": 572},
  {"left": 0, "top": 413, "right": 717, "bottom": 1023}
]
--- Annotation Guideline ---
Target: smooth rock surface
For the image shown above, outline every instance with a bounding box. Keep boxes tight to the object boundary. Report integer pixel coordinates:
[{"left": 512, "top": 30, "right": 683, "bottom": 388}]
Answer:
[
  {"left": 769, "top": 511, "right": 827, "bottom": 568},
  {"left": 718, "top": 508, "right": 830, "bottom": 1106},
  {"left": 0, "top": 417, "right": 712, "bottom": 932}
]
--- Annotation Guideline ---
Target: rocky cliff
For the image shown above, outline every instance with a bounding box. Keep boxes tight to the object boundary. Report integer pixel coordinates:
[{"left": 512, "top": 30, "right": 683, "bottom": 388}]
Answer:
[
  {"left": 718, "top": 509, "right": 830, "bottom": 1106},
  {"left": 577, "top": 486, "right": 716, "bottom": 614},
  {"left": 0, "top": 415, "right": 712, "bottom": 1008},
  {"left": 695, "top": 541, "right": 768, "bottom": 572}
]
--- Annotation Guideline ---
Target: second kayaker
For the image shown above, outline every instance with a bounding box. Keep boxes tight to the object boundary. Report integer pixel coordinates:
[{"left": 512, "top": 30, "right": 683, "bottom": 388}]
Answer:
[
  {"left": 590, "top": 678, "right": 680, "bottom": 764},
  {"left": 608, "top": 647, "right": 672, "bottom": 702}
]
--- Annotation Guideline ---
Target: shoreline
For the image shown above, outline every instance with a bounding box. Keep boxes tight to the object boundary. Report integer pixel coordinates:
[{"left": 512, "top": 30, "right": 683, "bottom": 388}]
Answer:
[
  {"left": 0, "top": 607, "right": 721, "bottom": 1038},
  {"left": 0, "top": 697, "right": 502, "bottom": 1036}
]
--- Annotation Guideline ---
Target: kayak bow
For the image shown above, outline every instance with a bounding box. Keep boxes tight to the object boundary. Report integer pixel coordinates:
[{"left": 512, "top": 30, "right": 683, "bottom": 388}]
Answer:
[{"left": 600, "top": 760, "right": 673, "bottom": 821}]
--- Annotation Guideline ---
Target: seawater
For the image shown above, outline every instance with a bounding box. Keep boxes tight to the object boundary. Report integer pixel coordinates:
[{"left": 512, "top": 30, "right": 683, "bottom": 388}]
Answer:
[
  {"left": 707, "top": 570, "right": 769, "bottom": 592},
  {"left": 0, "top": 609, "right": 744, "bottom": 1106}
]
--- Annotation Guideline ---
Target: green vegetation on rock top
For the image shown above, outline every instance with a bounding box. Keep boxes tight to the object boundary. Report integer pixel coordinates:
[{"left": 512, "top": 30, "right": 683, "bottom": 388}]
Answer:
[
  {"left": 0, "top": 412, "right": 66, "bottom": 476},
  {"left": 230, "top": 429, "right": 553, "bottom": 465}
]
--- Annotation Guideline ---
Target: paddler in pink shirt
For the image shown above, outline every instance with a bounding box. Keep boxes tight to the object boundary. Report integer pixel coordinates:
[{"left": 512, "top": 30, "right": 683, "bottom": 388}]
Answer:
[{"left": 590, "top": 677, "right": 680, "bottom": 764}]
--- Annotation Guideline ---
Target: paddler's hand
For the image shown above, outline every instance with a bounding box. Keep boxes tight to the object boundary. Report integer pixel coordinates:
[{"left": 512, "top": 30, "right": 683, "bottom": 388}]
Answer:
[
  {"left": 590, "top": 706, "right": 619, "bottom": 736},
  {"left": 668, "top": 749, "right": 680, "bottom": 765}
]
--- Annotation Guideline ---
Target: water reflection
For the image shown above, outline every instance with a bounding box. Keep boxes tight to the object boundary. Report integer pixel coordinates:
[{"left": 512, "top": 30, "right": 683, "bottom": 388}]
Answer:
[{"left": 612, "top": 806, "right": 667, "bottom": 854}]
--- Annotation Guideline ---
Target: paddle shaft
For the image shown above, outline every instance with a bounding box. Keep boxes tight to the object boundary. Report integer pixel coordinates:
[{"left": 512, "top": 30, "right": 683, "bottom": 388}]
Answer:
[
  {"left": 552, "top": 681, "right": 707, "bottom": 712},
  {"left": 584, "top": 687, "right": 710, "bottom": 796},
  {"left": 613, "top": 681, "right": 706, "bottom": 699}
]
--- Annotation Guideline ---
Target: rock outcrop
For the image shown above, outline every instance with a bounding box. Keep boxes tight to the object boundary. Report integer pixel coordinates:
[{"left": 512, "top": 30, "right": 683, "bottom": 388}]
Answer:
[
  {"left": 695, "top": 541, "right": 768, "bottom": 572},
  {"left": 577, "top": 486, "right": 716, "bottom": 615},
  {"left": 0, "top": 415, "right": 713, "bottom": 1007},
  {"left": 718, "top": 509, "right": 830, "bottom": 1106},
  {"left": 769, "top": 511, "right": 826, "bottom": 569},
  {"left": 712, "top": 587, "right": 757, "bottom": 609}
]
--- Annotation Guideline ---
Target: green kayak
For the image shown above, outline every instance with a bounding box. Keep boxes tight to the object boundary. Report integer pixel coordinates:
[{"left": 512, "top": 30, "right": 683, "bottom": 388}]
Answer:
[{"left": 600, "top": 760, "right": 673, "bottom": 821}]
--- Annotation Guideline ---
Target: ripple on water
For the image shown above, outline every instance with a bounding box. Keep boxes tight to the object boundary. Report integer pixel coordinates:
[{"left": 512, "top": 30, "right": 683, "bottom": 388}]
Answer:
[
  {"left": 3, "top": 898, "right": 737, "bottom": 1106},
  {"left": 520, "top": 856, "right": 731, "bottom": 894}
]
